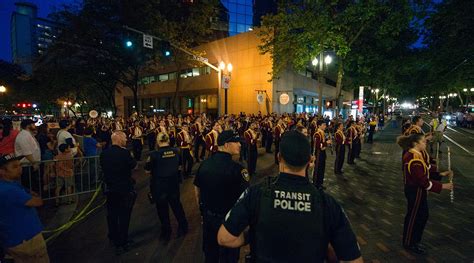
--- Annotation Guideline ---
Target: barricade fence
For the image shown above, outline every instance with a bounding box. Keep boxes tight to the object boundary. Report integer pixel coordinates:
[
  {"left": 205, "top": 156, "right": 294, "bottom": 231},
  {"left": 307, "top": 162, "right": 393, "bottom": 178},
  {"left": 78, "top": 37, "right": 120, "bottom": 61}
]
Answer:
[{"left": 21, "top": 156, "right": 102, "bottom": 201}]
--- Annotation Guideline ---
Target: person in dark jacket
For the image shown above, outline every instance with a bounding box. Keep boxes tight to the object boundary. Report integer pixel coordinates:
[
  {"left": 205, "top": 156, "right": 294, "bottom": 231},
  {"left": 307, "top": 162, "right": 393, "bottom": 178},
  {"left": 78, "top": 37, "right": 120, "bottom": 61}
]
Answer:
[
  {"left": 145, "top": 132, "right": 188, "bottom": 241},
  {"left": 100, "top": 131, "right": 137, "bottom": 255}
]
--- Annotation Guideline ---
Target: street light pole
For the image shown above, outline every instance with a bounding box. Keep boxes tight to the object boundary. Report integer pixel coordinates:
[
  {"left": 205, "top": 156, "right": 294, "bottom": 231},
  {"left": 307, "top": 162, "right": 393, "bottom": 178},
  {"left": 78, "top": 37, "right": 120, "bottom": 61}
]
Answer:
[
  {"left": 312, "top": 52, "right": 332, "bottom": 116},
  {"left": 219, "top": 62, "right": 232, "bottom": 115}
]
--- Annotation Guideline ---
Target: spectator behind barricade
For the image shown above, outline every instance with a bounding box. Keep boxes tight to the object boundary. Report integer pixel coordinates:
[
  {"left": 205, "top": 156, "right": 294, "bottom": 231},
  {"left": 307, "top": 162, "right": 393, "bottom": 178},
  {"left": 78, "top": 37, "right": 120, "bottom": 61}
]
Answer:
[
  {"left": 75, "top": 118, "right": 86, "bottom": 136},
  {"left": 54, "top": 144, "right": 75, "bottom": 205},
  {"left": 0, "top": 119, "right": 20, "bottom": 155},
  {"left": 36, "top": 124, "right": 56, "bottom": 193},
  {"left": 57, "top": 120, "right": 79, "bottom": 157},
  {"left": 83, "top": 127, "right": 102, "bottom": 157},
  {"left": 0, "top": 153, "right": 50, "bottom": 263},
  {"left": 14, "top": 119, "right": 41, "bottom": 192},
  {"left": 83, "top": 127, "right": 102, "bottom": 186}
]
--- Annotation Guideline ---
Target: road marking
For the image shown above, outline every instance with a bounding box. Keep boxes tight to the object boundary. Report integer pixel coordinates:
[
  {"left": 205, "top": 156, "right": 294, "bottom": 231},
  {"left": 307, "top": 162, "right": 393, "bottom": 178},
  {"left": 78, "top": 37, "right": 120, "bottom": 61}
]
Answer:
[
  {"left": 443, "top": 134, "right": 474, "bottom": 156},
  {"left": 448, "top": 126, "right": 474, "bottom": 139}
]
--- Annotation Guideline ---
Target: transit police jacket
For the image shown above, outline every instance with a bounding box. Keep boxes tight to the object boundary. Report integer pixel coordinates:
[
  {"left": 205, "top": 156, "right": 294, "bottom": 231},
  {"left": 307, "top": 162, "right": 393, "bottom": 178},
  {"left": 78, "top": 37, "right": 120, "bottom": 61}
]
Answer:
[
  {"left": 223, "top": 172, "right": 361, "bottom": 262},
  {"left": 145, "top": 146, "right": 180, "bottom": 194}
]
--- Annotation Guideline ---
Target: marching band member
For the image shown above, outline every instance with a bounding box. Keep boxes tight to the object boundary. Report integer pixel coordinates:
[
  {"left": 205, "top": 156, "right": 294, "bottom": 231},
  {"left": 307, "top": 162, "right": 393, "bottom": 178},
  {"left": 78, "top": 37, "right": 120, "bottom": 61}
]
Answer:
[
  {"left": 177, "top": 123, "right": 194, "bottom": 178},
  {"left": 397, "top": 133, "right": 453, "bottom": 255},
  {"left": 312, "top": 120, "right": 331, "bottom": 189},
  {"left": 334, "top": 122, "right": 346, "bottom": 175},
  {"left": 130, "top": 120, "right": 143, "bottom": 161},
  {"left": 244, "top": 122, "right": 259, "bottom": 176},
  {"left": 346, "top": 121, "right": 357, "bottom": 165},
  {"left": 205, "top": 121, "right": 222, "bottom": 158},
  {"left": 192, "top": 117, "right": 206, "bottom": 162},
  {"left": 273, "top": 119, "right": 284, "bottom": 165}
]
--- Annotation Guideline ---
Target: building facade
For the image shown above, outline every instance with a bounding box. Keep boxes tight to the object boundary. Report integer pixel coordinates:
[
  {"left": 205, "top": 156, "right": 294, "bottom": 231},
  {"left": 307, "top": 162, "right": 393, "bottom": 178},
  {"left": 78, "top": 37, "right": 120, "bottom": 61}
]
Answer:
[
  {"left": 10, "top": 2, "right": 59, "bottom": 74},
  {"left": 115, "top": 30, "right": 352, "bottom": 117}
]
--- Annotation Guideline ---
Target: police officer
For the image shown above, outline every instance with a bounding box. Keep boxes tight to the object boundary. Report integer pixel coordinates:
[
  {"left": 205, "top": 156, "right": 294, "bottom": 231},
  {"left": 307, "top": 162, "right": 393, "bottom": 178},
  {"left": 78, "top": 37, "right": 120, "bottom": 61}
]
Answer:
[
  {"left": 194, "top": 130, "right": 250, "bottom": 263},
  {"left": 100, "top": 131, "right": 137, "bottom": 255},
  {"left": 145, "top": 132, "right": 188, "bottom": 241},
  {"left": 217, "top": 131, "right": 362, "bottom": 262}
]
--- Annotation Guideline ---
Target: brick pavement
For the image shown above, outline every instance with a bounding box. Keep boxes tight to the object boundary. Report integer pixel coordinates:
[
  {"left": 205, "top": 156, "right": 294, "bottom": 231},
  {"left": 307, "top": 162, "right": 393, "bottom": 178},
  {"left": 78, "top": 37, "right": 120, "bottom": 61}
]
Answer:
[{"left": 48, "top": 124, "right": 474, "bottom": 263}]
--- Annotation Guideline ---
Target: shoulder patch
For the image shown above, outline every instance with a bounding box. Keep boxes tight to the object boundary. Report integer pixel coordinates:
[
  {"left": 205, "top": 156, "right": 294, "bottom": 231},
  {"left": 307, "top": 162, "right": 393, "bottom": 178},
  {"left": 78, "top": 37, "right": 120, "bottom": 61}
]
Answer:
[{"left": 241, "top": 168, "right": 250, "bottom": 182}]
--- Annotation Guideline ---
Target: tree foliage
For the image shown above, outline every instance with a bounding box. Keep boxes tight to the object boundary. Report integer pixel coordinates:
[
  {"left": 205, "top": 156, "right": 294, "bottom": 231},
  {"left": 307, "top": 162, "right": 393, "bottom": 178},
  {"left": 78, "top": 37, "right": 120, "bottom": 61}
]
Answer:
[
  {"left": 34, "top": 0, "right": 219, "bottom": 116},
  {"left": 258, "top": 0, "right": 428, "bottom": 113}
]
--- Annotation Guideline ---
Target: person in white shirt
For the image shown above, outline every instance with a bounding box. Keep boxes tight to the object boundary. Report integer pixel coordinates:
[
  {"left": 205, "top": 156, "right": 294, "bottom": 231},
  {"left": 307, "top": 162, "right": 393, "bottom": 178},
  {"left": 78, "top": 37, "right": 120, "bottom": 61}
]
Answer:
[
  {"left": 57, "top": 120, "right": 78, "bottom": 157},
  {"left": 429, "top": 114, "right": 447, "bottom": 153},
  {"left": 14, "top": 119, "right": 41, "bottom": 192}
]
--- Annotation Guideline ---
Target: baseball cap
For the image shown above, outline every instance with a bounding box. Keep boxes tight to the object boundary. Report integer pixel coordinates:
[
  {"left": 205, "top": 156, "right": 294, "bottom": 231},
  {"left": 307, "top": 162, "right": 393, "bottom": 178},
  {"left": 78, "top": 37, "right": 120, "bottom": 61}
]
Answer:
[
  {"left": 0, "top": 154, "right": 24, "bottom": 167},
  {"left": 217, "top": 130, "right": 241, "bottom": 146},
  {"left": 280, "top": 131, "right": 311, "bottom": 167}
]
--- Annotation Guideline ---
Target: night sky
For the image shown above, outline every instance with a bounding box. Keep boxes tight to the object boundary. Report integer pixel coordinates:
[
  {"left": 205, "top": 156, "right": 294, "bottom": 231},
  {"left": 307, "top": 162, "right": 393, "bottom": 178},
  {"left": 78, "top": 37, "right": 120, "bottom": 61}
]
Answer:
[{"left": 0, "top": 0, "right": 79, "bottom": 62}]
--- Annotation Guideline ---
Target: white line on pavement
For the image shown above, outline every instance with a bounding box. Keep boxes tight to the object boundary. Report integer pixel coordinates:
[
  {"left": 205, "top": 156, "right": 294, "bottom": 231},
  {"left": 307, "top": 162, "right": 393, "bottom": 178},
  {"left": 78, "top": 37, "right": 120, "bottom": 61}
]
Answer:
[{"left": 443, "top": 134, "right": 474, "bottom": 156}]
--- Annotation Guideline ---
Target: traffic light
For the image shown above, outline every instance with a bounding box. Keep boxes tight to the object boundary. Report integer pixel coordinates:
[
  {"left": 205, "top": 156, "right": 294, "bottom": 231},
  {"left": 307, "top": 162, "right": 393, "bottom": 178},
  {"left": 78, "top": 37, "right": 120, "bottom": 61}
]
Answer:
[
  {"left": 125, "top": 40, "right": 133, "bottom": 48},
  {"left": 162, "top": 41, "right": 171, "bottom": 57}
]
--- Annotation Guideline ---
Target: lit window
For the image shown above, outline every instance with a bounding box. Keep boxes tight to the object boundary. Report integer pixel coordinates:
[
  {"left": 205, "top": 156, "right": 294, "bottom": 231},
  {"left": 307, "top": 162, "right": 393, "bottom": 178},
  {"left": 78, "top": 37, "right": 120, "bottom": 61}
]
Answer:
[
  {"left": 159, "top": 74, "right": 168, "bottom": 82},
  {"left": 192, "top": 68, "right": 200, "bottom": 76}
]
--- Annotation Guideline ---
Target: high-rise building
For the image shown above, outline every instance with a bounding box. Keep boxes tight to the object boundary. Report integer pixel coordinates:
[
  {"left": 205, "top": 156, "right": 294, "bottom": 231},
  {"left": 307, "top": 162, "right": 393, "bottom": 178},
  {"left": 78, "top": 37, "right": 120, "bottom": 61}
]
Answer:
[
  {"left": 10, "top": 2, "right": 59, "bottom": 74},
  {"left": 220, "top": 0, "right": 254, "bottom": 36}
]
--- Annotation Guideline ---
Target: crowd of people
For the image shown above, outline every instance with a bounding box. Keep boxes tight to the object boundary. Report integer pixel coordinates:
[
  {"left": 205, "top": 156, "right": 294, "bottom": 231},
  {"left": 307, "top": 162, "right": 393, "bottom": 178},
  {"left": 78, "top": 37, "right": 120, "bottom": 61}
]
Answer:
[{"left": 0, "top": 110, "right": 407, "bottom": 262}]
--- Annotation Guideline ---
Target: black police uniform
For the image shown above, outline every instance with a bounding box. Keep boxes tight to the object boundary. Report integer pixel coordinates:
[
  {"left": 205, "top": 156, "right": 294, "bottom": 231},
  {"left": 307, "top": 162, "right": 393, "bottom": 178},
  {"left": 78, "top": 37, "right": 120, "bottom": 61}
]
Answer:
[
  {"left": 145, "top": 146, "right": 188, "bottom": 239},
  {"left": 100, "top": 145, "right": 137, "bottom": 248},
  {"left": 194, "top": 151, "right": 250, "bottom": 263},
  {"left": 223, "top": 173, "right": 361, "bottom": 262}
]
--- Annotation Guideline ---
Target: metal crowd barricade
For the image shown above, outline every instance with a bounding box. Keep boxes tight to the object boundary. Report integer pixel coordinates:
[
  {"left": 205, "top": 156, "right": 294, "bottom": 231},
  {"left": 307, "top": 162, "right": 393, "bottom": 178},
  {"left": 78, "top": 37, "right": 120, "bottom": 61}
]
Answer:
[{"left": 21, "top": 156, "right": 102, "bottom": 201}]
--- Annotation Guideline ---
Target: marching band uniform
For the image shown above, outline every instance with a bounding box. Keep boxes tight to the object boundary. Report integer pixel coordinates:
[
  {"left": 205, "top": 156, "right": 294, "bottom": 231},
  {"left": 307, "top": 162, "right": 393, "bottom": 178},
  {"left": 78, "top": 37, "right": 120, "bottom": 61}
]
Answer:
[
  {"left": 265, "top": 119, "right": 274, "bottom": 153},
  {"left": 244, "top": 127, "right": 258, "bottom": 176},
  {"left": 346, "top": 125, "right": 357, "bottom": 164},
  {"left": 273, "top": 122, "right": 284, "bottom": 165},
  {"left": 312, "top": 127, "right": 328, "bottom": 188},
  {"left": 334, "top": 128, "right": 346, "bottom": 175},
  {"left": 177, "top": 128, "right": 194, "bottom": 178},
  {"left": 147, "top": 120, "right": 157, "bottom": 151},
  {"left": 205, "top": 129, "right": 219, "bottom": 157},
  {"left": 402, "top": 149, "right": 442, "bottom": 251},
  {"left": 192, "top": 120, "right": 206, "bottom": 162},
  {"left": 130, "top": 123, "right": 143, "bottom": 161},
  {"left": 166, "top": 118, "right": 176, "bottom": 147},
  {"left": 353, "top": 123, "right": 363, "bottom": 159}
]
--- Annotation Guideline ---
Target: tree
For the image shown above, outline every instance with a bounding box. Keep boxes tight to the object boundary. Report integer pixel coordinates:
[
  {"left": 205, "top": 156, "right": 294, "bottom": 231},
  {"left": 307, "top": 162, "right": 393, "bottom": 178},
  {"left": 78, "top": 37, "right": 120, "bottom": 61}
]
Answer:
[
  {"left": 258, "top": 1, "right": 422, "bottom": 115},
  {"left": 37, "top": 0, "right": 220, "bottom": 116},
  {"left": 423, "top": 0, "right": 474, "bottom": 107}
]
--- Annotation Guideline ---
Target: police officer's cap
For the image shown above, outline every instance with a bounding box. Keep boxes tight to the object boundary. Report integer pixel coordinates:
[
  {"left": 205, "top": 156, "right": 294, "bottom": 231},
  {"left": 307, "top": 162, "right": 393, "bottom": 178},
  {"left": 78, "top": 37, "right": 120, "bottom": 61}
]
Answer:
[
  {"left": 280, "top": 131, "right": 311, "bottom": 167},
  {"left": 217, "top": 130, "right": 241, "bottom": 146}
]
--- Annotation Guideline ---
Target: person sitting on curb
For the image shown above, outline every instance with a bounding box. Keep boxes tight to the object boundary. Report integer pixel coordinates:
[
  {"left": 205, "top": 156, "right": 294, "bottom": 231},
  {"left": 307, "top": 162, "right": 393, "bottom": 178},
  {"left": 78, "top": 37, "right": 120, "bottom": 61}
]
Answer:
[{"left": 0, "top": 153, "right": 50, "bottom": 263}]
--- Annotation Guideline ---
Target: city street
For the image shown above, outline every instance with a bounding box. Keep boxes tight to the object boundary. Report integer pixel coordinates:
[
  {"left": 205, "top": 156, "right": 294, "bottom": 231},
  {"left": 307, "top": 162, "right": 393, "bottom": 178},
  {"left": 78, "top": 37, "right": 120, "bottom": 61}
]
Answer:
[{"left": 47, "top": 121, "right": 474, "bottom": 263}]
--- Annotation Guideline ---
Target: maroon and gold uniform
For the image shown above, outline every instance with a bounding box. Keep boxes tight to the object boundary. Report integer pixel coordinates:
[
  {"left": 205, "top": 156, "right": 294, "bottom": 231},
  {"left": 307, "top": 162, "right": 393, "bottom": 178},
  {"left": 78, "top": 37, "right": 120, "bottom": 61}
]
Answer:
[
  {"left": 334, "top": 129, "right": 346, "bottom": 174},
  {"left": 244, "top": 128, "right": 258, "bottom": 175},
  {"left": 402, "top": 149, "right": 442, "bottom": 248},
  {"left": 205, "top": 130, "right": 219, "bottom": 156}
]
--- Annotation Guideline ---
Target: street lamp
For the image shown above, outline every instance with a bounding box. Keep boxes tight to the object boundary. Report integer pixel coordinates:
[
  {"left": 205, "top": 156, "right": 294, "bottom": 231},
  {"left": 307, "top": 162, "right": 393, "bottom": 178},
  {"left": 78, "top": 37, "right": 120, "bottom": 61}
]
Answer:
[
  {"left": 219, "top": 61, "right": 232, "bottom": 114},
  {"left": 312, "top": 53, "right": 332, "bottom": 115},
  {"left": 0, "top": 85, "right": 6, "bottom": 93}
]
